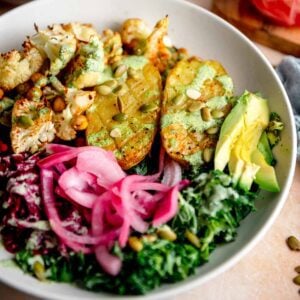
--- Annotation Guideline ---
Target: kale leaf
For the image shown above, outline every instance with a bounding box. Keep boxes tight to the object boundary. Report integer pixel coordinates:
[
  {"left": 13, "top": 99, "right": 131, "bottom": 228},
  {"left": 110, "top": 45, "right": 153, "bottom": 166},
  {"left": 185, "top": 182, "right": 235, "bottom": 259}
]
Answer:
[
  {"left": 15, "top": 239, "right": 201, "bottom": 295},
  {"left": 173, "top": 169, "right": 257, "bottom": 260}
]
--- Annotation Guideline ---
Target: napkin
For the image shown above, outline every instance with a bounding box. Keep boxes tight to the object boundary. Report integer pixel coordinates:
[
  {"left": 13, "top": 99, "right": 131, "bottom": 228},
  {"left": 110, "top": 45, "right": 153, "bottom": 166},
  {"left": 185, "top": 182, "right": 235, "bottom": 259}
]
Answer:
[{"left": 276, "top": 56, "right": 300, "bottom": 159}]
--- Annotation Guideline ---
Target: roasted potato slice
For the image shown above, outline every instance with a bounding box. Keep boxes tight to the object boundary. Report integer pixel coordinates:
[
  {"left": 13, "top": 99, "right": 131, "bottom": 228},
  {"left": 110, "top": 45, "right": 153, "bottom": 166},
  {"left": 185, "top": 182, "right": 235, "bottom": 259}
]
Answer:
[
  {"left": 161, "top": 57, "right": 234, "bottom": 167},
  {"left": 86, "top": 61, "right": 162, "bottom": 170}
]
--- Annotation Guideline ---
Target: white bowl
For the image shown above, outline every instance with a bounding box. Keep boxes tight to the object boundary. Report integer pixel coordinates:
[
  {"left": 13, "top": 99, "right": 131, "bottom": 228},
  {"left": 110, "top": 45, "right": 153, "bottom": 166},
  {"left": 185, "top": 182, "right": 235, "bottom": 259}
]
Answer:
[{"left": 0, "top": 0, "right": 297, "bottom": 299}]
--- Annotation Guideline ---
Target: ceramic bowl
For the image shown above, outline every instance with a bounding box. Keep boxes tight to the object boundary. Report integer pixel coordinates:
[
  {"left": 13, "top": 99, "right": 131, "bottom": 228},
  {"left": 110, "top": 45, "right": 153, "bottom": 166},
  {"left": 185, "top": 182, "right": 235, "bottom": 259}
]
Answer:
[{"left": 0, "top": 0, "right": 297, "bottom": 299}]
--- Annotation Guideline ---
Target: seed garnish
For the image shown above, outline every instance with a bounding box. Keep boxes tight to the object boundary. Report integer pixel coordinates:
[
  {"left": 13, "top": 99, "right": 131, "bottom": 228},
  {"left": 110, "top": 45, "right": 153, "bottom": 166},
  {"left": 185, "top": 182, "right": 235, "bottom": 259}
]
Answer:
[
  {"left": 186, "top": 88, "right": 201, "bottom": 100},
  {"left": 287, "top": 236, "right": 300, "bottom": 251},
  {"left": 110, "top": 128, "right": 122, "bottom": 138}
]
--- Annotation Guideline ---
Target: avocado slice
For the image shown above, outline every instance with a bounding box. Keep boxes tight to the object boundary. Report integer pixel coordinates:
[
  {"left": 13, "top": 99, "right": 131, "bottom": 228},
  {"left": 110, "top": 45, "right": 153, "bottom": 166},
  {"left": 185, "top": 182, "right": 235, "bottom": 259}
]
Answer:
[
  {"left": 252, "top": 132, "right": 280, "bottom": 192},
  {"left": 251, "top": 149, "right": 280, "bottom": 192},
  {"left": 214, "top": 92, "right": 248, "bottom": 171},
  {"left": 214, "top": 91, "right": 270, "bottom": 191},
  {"left": 257, "top": 132, "right": 275, "bottom": 165}
]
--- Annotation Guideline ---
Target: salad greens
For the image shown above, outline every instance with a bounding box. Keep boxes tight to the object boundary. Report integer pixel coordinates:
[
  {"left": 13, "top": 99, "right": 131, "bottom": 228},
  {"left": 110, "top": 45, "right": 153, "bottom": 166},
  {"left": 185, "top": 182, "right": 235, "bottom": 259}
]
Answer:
[
  {"left": 266, "top": 112, "right": 284, "bottom": 148},
  {"left": 13, "top": 168, "right": 257, "bottom": 295}
]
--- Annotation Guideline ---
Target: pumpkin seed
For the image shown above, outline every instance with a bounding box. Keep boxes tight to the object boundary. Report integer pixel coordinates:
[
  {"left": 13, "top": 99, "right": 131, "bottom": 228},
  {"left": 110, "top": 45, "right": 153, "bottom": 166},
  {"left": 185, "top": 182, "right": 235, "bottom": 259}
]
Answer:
[
  {"left": 201, "top": 107, "right": 211, "bottom": 122},
  {"left": 295, "top": 266, "right": 300, "bottom": 273},
  {"left": 112, "top": 112, "right": 127, "bottom": 122},
  {"left": 95, "top": 85, "right": 112, "bottom": 96},
  {"left": 16, "top": 115, "right": 34, "bottom": 128},
  {"left": 206, "top": 126, "right": 219, "bottom": 135},
  {"left": 103, "top": 79, "right": 118, "bottom": 89},
  {"left": 110, "top": 128, "right": 122, "bottom": 138},
  {"left": 186, "top": 88, "right": 201, "bottom": 100},
  {"left": 33, "top": 261, "right": 45, "bottom": 281},
  {"left": 128, "top": 236, "right": 143, "bottom": 252},
  {"left": 203, "top": 148, "right": 214, "bottom": 163},
  {"left": 287, "top": 236, "right": 300, "bottom": 251},
  {"left": 139, "top": 103, "right": 158, "bottom": 113},
  {"left": 172, "top": 94, "right": 186, "bottom": 106},
  {"left": 117, "top": 97, "right": 124, "bottom": 112},
  {"left": 294, "top": 275, "right": 300, "bottom": 286},
  {"left": 143, "top": 234, "right": 157, "bottom": 243},
  {"left": 188, "top": 102, "right": 203, "bottom": 112},
  {"left": 211, "top": 109, "right": 225, "bottom": 119},
  {"left": 114, "top": 64, "right": 128, "bottom": 78},
  {"left": 157, "top": 225, "right": 177, "bottom": 241},
  {"left": 184, "top": 230, "right": 201, "bottom": 248}
]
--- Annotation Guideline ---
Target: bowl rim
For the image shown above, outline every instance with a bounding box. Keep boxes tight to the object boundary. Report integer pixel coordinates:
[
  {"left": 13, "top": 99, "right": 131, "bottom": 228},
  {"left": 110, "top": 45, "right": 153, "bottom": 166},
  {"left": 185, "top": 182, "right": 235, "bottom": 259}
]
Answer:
[{"left": 0, "top": 0, "right": 297, "bottom": 299}]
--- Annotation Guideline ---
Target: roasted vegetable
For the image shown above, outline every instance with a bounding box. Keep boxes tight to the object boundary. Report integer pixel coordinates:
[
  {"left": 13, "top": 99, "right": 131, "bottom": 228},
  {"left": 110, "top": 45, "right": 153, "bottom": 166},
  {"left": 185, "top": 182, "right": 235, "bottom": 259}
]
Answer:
[
  {"left": 62, "top": 22, "right": 99, "bottom": 43},
  {"left": 86, "top": 58, "right": 162, "bottom": 169},
  {"left": 101, "top": 29, "right": 123, "bottom": 64},
  {"left": 121, "top": 17, "right": 186, "bottom": 74},
  {"left": 0, "top": 41, "right": 44, "bottom": 91},
  {"left": 10, "top": 98, "right": 55, "bottom": 153},
  {"left": 54, "top": 88, "right": 96, "bottom": 140},
  {"left": 66, "top": 36, "right": 105, "bottom": 89},
  {"left": 31, "top": 24, "right": 76, "bottom": 76},
  {"left": 161, "top": 57, "right": 234, "bottom": 167}
]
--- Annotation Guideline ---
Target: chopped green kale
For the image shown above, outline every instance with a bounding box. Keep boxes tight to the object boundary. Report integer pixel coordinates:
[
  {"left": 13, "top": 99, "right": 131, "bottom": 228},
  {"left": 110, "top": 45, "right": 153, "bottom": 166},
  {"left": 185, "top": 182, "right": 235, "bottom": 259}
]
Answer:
[{"left": 266, "top": 112, "right": 284, "bottom": 148}]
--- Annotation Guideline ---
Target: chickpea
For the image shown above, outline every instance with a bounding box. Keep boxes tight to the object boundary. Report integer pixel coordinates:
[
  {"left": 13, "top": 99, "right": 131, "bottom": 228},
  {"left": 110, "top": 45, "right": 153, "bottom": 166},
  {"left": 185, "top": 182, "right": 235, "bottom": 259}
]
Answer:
[
  {"left": 72, "top": 115, "right": 88, "bottom": 131},
  {"left": 26, "top": 86, "right": 42, "bottom": 101},
  {"left": 0, "top": 88, "right": 4, "bottom": 100},
  {"left": 16, "top": 82, "right": 31, "bottom": 95},
  {"left": 52, "top": 96, "right": 66, "bottom": 113},
  {"left": 31, "top": 72, "right": 47, "bottom": 88}
]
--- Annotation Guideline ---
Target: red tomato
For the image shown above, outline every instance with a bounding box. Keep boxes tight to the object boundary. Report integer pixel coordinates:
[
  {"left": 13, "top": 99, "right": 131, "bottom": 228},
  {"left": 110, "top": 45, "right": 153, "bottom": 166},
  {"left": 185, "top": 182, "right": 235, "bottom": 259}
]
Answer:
[{"left": 251, "top": 0, "right": 300, "bottom": 26}]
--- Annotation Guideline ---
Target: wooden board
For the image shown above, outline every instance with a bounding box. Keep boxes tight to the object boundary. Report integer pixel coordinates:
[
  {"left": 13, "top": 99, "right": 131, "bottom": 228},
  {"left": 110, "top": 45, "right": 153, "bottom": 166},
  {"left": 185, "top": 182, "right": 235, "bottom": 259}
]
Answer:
[{"left": 212, "top": 0, "right": 300, "bottom": 57}]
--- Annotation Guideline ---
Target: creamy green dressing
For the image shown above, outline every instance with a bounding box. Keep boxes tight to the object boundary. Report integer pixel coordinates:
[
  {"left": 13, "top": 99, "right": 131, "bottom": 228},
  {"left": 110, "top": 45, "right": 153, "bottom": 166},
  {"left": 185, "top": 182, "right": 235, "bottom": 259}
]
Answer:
[
  {"left": 161, "top": 110, "right": 218, "bottom": 131},
  {"left": 112, "top": 122, "right": 134, "bottom": 139},
  {"left": 201, "top": 185, "right": 239, "bottom": 216},
  {"left": 121, "top": 55, "right": 148, "bottom": 70},
  {"left": 206, "top": 96, "right": 228, "bottom": 110},
  {"left": 216, "top": 75, "right": 234, "bottom": 95},
  {"left": 187, "top": 64, "right": 216, "bottom": 92},
  {"left": 87, "top": 130, "right": 113, "bottom": 147},
  {"left": 68, "top": 36, "right": 105, "bottom": 86},
  {"left": 185, "top": 151, "right": 203, "bottom": 166},
  {"left": 97, "top": 66, "right": 114, "bottom": 85}
]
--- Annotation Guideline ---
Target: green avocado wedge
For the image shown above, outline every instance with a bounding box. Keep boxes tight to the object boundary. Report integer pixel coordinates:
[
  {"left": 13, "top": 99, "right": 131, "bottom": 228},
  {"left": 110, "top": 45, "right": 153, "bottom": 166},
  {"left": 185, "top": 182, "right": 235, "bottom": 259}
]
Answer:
[
  {"left": 214, "top": 91, "right": 279, "bottom": 192},
  {"left": 252, "top": 148, "right": 280, "bottom": 192}
]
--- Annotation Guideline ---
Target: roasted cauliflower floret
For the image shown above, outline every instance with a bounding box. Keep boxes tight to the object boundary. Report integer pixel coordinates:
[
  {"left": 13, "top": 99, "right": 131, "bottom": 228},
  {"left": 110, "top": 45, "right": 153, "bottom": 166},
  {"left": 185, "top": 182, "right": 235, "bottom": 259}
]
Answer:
[
  {"left": 101, "top": 29, "right": 123, "bottom": 65},
  {"left": 121, "top": 18, "right": 151, "bottom": 51},
  {"left": 66, "top": 36, "right": 105, "bottom": 89},
  {"left": 54, "top": 89, "right": 96, "bottom": 140},
  {"left": 31, "top": 24, "right": 77, "bottom": 76},
  {"left": 0, "top": 41, "right": 44, "bottom": 91},
  {"left": 62, "top": 22, "right": 99, "bottom": 42},
  {"left": 121, "top": 17, "right": 182, "bottom": 73},
  {"left": 11, "top": 98, "right": 55, "bottom": 153}
]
